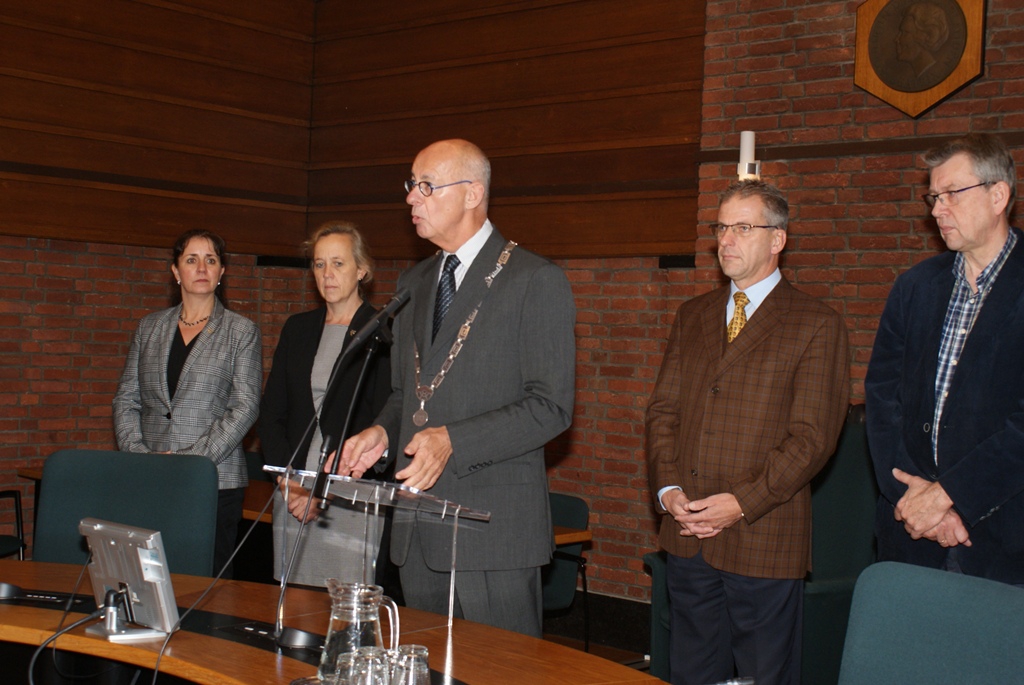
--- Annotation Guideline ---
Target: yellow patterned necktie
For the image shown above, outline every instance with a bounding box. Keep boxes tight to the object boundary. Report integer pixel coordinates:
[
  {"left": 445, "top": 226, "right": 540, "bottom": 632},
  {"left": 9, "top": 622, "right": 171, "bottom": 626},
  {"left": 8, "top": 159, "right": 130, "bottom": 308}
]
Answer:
[{"left": 727, "top": 291, "right": 749, "bottom": 343}]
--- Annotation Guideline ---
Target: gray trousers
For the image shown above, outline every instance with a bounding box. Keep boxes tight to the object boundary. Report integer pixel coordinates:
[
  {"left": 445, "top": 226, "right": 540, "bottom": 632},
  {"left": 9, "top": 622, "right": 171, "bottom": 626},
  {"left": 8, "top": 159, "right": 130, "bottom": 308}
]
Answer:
[{"left": 399, "top": 532, "right": 543, "bottom": 637}]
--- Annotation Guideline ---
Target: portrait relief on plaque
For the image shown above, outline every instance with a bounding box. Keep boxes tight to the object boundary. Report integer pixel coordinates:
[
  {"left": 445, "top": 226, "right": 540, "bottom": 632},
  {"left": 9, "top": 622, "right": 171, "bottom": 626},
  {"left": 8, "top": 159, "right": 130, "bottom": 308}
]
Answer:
[{"left": 868, "top": 0, "right": 968, "bottom": 93}]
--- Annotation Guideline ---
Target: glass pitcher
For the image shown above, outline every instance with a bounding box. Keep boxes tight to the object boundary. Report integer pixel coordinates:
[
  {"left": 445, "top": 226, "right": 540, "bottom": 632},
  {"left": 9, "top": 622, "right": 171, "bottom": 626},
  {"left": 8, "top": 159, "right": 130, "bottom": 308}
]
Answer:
[{"left": 318, "top": 580, "right": 400, "bottom": 683}]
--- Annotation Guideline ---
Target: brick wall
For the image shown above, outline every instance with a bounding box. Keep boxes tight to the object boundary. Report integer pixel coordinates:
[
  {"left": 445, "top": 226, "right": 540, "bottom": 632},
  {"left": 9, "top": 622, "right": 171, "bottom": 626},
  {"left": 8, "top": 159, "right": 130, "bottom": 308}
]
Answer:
[
  {"left": 0, "top": 239, "right": 307, "bottom": 458},
  {"left": 2, "top": 1, "right": 1023, "bottom": 602}
]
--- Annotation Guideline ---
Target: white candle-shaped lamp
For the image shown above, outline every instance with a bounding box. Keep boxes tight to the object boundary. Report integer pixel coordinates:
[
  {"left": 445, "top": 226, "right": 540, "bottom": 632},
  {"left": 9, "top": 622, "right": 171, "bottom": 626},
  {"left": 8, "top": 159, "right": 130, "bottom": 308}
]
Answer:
[{"left": 737, "top": 130, "right": 761, "bottom": 180}]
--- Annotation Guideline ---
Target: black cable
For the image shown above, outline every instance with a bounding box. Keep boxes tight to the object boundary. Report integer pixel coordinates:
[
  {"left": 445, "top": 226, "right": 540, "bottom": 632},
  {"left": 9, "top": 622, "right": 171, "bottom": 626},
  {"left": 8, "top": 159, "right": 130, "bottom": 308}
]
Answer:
[
  {"left": 44, "top": 552, "right": 129, "bottom": 682},
  {"left": 149, "top": 481, "right": 280, "bottom": 685},
  {"left": 27, "top": 607, "right": 105, "bottom": 685}
]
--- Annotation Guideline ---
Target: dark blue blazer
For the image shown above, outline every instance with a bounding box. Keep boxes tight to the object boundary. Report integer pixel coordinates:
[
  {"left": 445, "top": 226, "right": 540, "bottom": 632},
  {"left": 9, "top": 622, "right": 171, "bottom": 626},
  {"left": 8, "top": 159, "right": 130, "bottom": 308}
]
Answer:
[{"left": 866, "top": 227, "right": 1024, "bottom": 583}]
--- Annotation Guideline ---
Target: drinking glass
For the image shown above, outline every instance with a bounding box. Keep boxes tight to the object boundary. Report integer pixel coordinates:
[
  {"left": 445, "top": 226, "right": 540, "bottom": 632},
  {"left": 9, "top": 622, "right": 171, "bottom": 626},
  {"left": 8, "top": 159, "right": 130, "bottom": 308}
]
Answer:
[
  {"left": 391, "top": 644, "right": 430, "bottom": 685},
  {"left": 349, "top": 646, "right": 391, "bottom": 685}
]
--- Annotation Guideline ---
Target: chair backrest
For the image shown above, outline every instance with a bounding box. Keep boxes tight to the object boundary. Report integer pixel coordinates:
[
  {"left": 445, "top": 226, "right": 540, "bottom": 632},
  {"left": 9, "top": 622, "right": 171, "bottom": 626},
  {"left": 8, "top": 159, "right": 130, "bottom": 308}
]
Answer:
[
  {"left": 838, "top": 561, "right": 1024, "bottom": 685},
  {"left": 643, "top": 551, "right": 671, "bottom": 681},
  {"left": 808, "top": 404, "right": 878, "bottom": 581},
  {"left": 33, "top": 449, "right": 219, "bottom": 576},
  {"left": 0, "top": 489, "right": 25, "bottom": 559},
  {"left": 550, "top": 492, "right": 588, "bottom": 531},
  {"left": 542, "top": 492, "right": 589, "bottom": 611},
  {"left": 245, "top": 450, "right": 272, "bottom": 482}
]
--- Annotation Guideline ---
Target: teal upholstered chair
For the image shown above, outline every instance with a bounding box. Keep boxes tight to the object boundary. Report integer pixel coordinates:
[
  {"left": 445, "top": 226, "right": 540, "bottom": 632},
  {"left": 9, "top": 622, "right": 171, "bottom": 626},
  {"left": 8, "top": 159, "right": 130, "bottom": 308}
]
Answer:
[
  {"left": 838, "top": 561, "right": 1024, "bottom": 684},
  {"left": 542, "top": 492, "right": 590, "bottom": 650},
  {"left": 33, "top": 449, "right": 219, "bottom": 576},
  {"left": 0, "top": 489, "right": 26, "bottom": 559},
  {"left": 802, "top": 403, "right": 878, "bottom": 684},
  {"left": 244, "top": 449, "right": 272, "bottom": 482}
]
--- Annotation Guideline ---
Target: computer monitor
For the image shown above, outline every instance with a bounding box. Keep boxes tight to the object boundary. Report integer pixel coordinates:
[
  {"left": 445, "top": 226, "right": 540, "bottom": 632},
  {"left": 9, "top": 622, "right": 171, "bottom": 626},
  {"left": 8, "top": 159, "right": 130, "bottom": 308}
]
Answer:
[{"left": 78, "top": 517, "right": 180, "bottom": 643}]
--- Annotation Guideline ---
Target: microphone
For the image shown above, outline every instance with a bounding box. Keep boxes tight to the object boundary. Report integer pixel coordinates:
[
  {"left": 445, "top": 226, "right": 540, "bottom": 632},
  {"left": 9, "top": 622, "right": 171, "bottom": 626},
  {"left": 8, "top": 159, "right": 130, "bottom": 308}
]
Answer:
[
  {"left": 310, "top": 434, "right": 337, "bottom": 512},
  {"left": 345, "top": 289, "right": 410, "bottom": 353}
]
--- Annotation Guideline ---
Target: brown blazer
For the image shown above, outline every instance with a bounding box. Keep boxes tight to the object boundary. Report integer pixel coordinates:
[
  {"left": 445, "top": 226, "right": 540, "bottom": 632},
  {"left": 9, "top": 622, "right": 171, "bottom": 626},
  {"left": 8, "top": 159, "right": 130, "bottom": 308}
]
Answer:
[{"left": 646, "top": 277, "right": 849, "bottom": 579}]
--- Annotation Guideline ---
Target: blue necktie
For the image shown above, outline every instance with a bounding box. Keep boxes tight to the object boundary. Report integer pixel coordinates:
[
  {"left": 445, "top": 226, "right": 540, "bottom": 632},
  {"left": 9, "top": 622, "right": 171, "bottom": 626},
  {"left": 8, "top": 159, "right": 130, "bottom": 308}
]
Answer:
[{"left": 432, "top": 254, "right": 460, "bottom": 342}]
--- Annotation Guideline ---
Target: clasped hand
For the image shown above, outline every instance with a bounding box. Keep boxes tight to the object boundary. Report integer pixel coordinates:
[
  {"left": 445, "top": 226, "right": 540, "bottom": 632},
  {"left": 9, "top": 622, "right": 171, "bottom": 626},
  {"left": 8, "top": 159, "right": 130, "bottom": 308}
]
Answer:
[
  {"left": 892, "top": 468, "right": 971, "bottom": 548},
  {"left": 663, "top": 489, "right": 743, "bottom": 539}
]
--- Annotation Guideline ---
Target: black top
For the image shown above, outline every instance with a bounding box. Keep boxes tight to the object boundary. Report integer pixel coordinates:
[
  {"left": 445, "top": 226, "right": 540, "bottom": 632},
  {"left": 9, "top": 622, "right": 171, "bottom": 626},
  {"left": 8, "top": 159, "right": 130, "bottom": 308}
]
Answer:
[
  {"left": 258, "top": 302, "right": 392, "bottom": 470},
  {"left": 166, "top": 328, "right": 197, "bottom": 400}
]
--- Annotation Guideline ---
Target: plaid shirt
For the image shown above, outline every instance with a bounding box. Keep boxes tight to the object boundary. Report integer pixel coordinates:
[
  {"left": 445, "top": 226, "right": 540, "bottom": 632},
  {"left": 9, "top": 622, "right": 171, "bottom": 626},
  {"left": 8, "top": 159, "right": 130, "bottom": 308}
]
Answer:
[{"left": 933, "top": 230, "right": 1018, "bottom": 462}]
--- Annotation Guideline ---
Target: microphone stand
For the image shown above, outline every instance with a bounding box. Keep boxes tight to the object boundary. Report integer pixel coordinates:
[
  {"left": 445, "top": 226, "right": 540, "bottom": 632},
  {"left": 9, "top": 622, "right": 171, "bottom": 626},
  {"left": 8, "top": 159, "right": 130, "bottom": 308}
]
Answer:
[
  {"left": 310, "top": 332, "right": 389, "bottom": 511},
  {"left": 274, "top": 319, "right": 395, "bottom": 650}
]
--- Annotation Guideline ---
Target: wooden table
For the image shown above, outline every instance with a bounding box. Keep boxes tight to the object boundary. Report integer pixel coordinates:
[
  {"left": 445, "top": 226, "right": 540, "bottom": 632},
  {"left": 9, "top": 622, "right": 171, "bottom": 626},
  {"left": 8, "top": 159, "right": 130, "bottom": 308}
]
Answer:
[{"left": 0, "top": 559, "right": 654, "bottom": 685}]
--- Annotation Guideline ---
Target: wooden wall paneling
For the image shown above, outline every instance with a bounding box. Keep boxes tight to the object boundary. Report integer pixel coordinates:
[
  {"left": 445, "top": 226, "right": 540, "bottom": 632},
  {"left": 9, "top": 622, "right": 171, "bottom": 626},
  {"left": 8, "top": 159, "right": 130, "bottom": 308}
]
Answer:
[
  {"left": 169, "top": 0, "right": 315, "bottom": 36},
  {"left": 308, "top": 162, "right": 413, "bottom": 205},
  {"left": 0, "top": 2, "right": 315, "bottom": 255},
  {"left": 306, "top": 205, "right": 432, "bottom": 261},
  {"left": 307, "top": 144, "right": 701, "bottom": 258},
  {"left": 0, "top": 22, "right": 311, "bottom": 123},
  {"left": 307, "top": 192, "right": 699, "bottom": 260},
  {"left": 0, "top": 127, "right": 308, "bottom": 198},
  {"left": 315, "top": 0, "right": 701, "bottom": 76},
  {"left": 309, "top": 145, "right": 698, "bottom": 206},
  {"left": 0, "top": 76, "right": 308, "bottom": 162},
  {"left": 312, "top": 91, "right": 700, "bottom": 161},
  {"left": 492, "top": 145, "right": 700, "bottom": 196},
  {"left": 487, "top": 193, "right": 700, "bottom": 258},
  {"left": 314, "top": 0, "right": 526, "bottom": 38},
  {"left": 0, "top": 0, "right": 706, "bottom": 259},
  {"left": 314, "top": 39, "right": 703, "bottom": 126},
  {"left": 0, "top": 0, "right": 313, "bottom": 81},
  {"left": 0, "top": 174, "right": 307, "bottom": 256},
  {"left": 310, "top": 0, "right": 704, "bottom": 259}
]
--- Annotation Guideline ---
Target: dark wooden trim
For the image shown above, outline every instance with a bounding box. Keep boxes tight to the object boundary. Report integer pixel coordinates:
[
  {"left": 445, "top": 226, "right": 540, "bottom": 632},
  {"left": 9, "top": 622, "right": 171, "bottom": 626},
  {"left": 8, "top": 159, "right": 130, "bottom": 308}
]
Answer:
[
  {"left": 0, "top": 161, "right": 307, "bottom": 207},
  {"left": 256, "top": 255, "right": 307, "bottom": 268},
  {"left": 310, "top": 179, "right": 697, "bottom": 207},
  {"left": 699, "top": 132, "right": 1024, "bottom": 165},
  {"left": 658, "top": 255, "right": 696, "bottom": 269}
]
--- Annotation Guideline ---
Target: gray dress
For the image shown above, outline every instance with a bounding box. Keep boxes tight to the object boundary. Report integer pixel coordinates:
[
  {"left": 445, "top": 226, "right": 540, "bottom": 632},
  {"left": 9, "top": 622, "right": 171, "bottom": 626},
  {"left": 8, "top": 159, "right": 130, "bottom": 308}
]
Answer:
[{"left": 272, "top": 324, "right": 385, "bottom": 587}]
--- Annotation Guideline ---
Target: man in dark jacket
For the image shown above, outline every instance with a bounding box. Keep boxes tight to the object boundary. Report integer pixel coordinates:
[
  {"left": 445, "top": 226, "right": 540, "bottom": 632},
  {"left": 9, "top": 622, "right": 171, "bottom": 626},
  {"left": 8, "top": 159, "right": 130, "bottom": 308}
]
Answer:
[{"left": 866, "top": 133, "right": 1023, "bottom": 584}]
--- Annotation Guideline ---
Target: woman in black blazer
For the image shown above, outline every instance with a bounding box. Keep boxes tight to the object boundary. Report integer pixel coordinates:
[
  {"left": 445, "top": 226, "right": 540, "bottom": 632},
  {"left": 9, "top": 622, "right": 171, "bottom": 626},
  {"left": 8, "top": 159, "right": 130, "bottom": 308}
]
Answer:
[{"left": 259, "top": 222, "right": 394, "bottom": 590}]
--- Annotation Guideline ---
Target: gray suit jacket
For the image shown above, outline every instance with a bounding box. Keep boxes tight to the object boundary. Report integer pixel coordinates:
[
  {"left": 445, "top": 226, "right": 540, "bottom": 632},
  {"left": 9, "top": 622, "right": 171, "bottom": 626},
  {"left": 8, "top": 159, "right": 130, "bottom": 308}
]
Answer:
[
  {"left": 379, "top": 228, "right": 576, "bottom": 572},
  {"left": 112, "top": 298, "right": 262, "bottom": 489}
]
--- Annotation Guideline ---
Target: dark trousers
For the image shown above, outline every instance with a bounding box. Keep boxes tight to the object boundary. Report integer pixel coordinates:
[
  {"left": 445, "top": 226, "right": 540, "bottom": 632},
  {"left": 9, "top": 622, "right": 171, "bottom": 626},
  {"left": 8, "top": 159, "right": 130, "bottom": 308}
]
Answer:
[
  {"left": 398, "top": 532, "right": 543, "bottom": 637},
  {"left": 214, "top": 487, "right": 245, "bottom": 578},
  {"left": 666, "top": 551, "right": 803, "bottom": 685}
]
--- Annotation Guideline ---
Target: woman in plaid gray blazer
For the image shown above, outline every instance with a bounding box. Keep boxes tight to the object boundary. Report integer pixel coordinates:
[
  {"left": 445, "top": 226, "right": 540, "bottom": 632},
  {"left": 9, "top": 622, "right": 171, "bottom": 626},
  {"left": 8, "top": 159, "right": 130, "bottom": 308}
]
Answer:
[{"left": 112, "top": 230, "right": 262, "bottom": 577}]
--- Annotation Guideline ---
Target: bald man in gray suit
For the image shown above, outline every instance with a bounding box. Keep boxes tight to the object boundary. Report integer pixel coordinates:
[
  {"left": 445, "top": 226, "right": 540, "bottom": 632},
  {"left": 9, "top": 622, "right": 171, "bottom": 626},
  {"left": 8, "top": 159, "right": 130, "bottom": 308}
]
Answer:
[{"left": 339, "top": 139, "right": 576, "bottom": 636}]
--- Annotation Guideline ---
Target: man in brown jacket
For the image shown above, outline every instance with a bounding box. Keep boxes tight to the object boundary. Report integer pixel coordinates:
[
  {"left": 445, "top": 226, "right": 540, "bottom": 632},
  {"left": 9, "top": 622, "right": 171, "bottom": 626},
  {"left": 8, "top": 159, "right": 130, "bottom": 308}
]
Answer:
[{"left": 645, "top": 180, "right": 849, "bottom": 685}]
